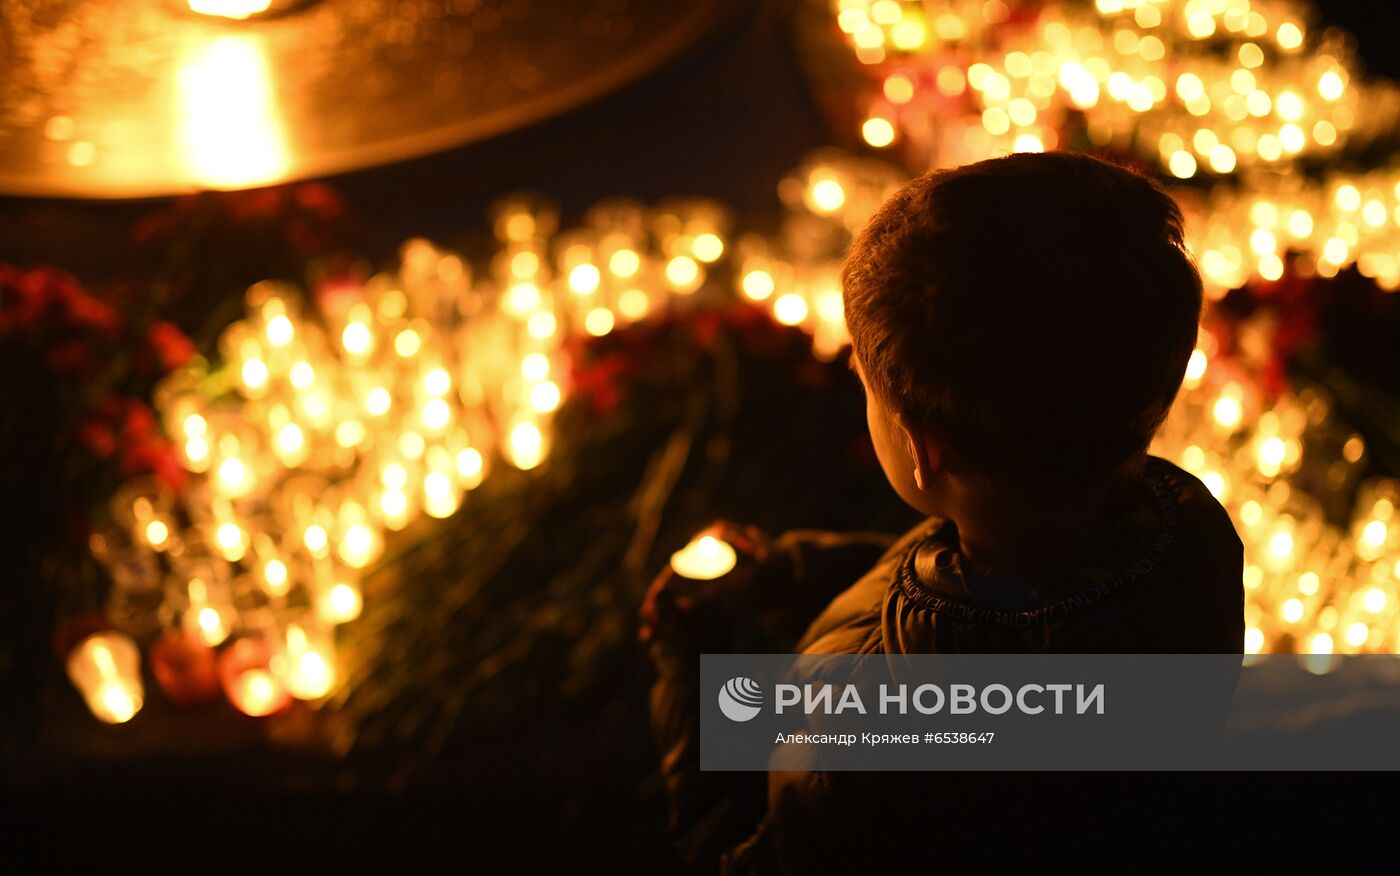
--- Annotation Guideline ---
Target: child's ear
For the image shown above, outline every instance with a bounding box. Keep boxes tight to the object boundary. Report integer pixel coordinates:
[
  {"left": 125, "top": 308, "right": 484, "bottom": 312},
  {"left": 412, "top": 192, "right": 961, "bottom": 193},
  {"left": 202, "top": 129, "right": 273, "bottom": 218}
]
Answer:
[{"left": 896, "top": 413, "right": 942, "bottom": 491}]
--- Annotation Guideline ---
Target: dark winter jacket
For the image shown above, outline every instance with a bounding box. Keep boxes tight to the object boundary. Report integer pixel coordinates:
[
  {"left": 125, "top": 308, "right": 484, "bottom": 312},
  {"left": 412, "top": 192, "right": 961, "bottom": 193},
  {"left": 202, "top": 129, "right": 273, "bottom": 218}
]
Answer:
[{"left": 649, "top": 455, "right": 1245, "bottom": 873}]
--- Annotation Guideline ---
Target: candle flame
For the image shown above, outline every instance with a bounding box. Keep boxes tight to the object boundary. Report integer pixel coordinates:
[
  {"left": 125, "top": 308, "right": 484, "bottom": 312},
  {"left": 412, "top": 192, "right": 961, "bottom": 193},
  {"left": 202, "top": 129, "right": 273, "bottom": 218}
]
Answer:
[
  {"left": 176, "top": 35, "right": 288, "bottom": 188},
  {"left": 187, "top": 1, "right": 273, "bottom": 21},
  {"left": 670, "top": 533, "right": 738, "bottom": 581}
]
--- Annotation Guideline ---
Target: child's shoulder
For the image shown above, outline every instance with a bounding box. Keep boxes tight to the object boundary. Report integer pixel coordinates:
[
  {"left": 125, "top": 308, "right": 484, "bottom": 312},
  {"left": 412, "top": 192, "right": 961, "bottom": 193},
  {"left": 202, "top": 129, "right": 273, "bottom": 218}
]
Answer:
[
  {"left": 799, "top": 456, "right": 1246, "bottom": 654},
  {"left": 796, "top": 518, "right": 943, "bottom": 655}
]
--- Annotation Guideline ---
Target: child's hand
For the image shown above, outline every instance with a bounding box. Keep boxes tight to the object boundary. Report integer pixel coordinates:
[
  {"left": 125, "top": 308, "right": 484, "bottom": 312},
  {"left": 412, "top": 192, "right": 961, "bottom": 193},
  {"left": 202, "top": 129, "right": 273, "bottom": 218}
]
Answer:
[{"left": 638, "top": 521, "right": 776, "bottom": 663}]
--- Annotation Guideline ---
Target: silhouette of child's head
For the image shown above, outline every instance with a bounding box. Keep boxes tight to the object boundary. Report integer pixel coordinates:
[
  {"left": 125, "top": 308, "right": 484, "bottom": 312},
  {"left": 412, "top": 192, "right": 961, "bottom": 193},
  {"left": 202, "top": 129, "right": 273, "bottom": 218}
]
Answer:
[{"left": 843, "top": 151, "right": 1201, "bottom": 511}]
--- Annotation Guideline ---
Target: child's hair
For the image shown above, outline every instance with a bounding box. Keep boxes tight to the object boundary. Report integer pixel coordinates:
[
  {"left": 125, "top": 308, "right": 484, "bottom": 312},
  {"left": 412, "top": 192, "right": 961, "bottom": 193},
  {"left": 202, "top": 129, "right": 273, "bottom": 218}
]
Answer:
[{"left": 842, "top": 150, "right": 1202, "bottom": 498}]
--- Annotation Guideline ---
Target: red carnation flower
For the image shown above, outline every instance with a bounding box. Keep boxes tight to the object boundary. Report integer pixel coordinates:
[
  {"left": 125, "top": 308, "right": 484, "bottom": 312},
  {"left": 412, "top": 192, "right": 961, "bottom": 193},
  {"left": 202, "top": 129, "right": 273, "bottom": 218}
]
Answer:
[
  {"left": 121, "top": 401, "right": 158, "bottom": 441},
  {"left": 571, "top": 351, "right": 631, "bottom": 416},
  {"left": 10, "top": 266, "right": 65, "bottom": 327},
  {"left": 293, "top": 182, "right": 345, "bottom": 219},
  {"left": 96, "top": 394, "right": 125, "bottom": 420},
  {"left": 76, "top": 418, "right": 118, "bottom": 459},
  {"left": 42, "top": 338, "right": 94, "bottom": 375},
  {"left": 120, "top": 436, "right": 188, "bottom": 491},
  {"left": 147, "top": 321, "right": 195, "bottom": 371},
  {"left": 61, "top": 290, "right": 121, "bottom": 336}
]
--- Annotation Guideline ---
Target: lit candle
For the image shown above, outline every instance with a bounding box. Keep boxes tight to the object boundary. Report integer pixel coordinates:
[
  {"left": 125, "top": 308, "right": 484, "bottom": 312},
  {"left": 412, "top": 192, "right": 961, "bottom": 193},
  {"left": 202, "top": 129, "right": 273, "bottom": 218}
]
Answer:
[
  {"left": 218, "top": 638, "right": 291, "bottom": 717},
  {"left": 670, "top": 531, "right": 738, "bottom": 581},
  {"left": 422, "top": 467, "right": 460, "bottom": 519},
  {"left": 66, "top": 632, "right": 144, "bottom": 724},
  {"left": 455, "top": 445, "right": 486, "bottom": 489},
  {"left": 211, "top": 516, "right": 249, "bottom": 562},
  {"left": 184, "top": 575, "right": 233, "bottom": 646},
  {"left": 315, "top": 579, "right": 363, "bottom": 626},
  {"left": 336, "top": 502, "right": 381, "bottom": 568},
  {"left": 187, "top": 0, "right": 274, "bottom": 20},
  {"left": 273, "top": 623, "right": 337, "bottom": 700},
  {"left": 213, "top": 434, "right": 255, "bottom": 498},
  {"left": 506, "top": 419, "right": 546, "bottom": 471},
  {"left": 340, "top": 303, "right": 377, "bottom": 359},
  {"left": 230, "top": 669, "right": 289, "bottom": 717},
  {"left": 378, "top": 487, "right": 411, "bottom": 530}
]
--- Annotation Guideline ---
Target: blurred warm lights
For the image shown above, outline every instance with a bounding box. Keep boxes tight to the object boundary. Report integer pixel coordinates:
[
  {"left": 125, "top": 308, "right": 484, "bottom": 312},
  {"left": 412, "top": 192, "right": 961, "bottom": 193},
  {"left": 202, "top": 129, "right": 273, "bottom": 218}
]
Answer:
[
  {"left": 665, "top": 255, "right": 701, "bottom": 292},
  {"left": 741, "top": 269, "right": 776, "bottom": 301},
  {"left": 176, "top": 36, "right": 288, "bottom": 189},
  {"left": 584, "top": 307, "right": 616, "bottom": 337},
  {"left": 66, "top": 632, "right": 144, "bottom": 724},
  {"left": 830, "top": 0, "right": 1400, "bottom": 296},
  {"left": 693, "top": 233, "right": 725, "bottom": 263},
  {"left": 82, "top": 156, "right": 1400, "bottom": 729},
  {"left": 276, "top": 623, "right": 336, "bottom": 700},
  {"left": 862, "top": 117, "right": 897, "bottom": 148},
  {"left": 218, "top": 639, "right": 291, "bottom": 717},
  {"left": 509, "top": 421, "right": 546, "bottom": 471},
  {"left": 1152, "top": 329, "right": 1400, "bottom": 655},
  {"left": 188, "top": 0, "right": 273, "bottom": 19},
  {"left": 568, "top": 263, "right": 602, "bottom": 295},
  {"left": 773, "top": 293, "right": 809, "bottom": 327},
  {"left": 618, "top": 289, "right": 650, "bottom": 320},
  {"left": 531, "top": 381, "right": 563, "bottom": 413},
  {"left": 317, "top": 581, "right": 364, "bottom": 625},
  {"left": 808, "top": 177, "right": 847, "bottom": 214},
  {"left": 144, "top": 519, "right": 170, "bottom": 549},
  {"left": 83, "top": 0, "right": 1400, "bottom": 725},
  {"left": 232, "top": 669, "right": 285, "bottom": 715}
]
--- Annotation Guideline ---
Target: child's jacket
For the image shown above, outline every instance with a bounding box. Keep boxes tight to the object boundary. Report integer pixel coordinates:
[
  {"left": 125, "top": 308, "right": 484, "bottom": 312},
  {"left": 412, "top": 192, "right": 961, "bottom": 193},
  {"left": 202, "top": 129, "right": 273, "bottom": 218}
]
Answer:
[{"left": 650, "top": 455, "right": 1245, "bottom": 872}]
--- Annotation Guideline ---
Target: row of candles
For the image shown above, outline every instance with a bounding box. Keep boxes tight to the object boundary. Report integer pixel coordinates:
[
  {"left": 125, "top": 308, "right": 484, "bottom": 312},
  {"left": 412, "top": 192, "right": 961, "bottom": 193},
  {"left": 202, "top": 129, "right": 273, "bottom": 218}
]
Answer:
[
  {"left": 75, "top": 174, "right": 894, "bottom": 723},
  {"left": 841, "top": 0, "right": 1365, "bottom": 162},
  {"left": 1186, "top": 168, "right": 1400, "bottom": 294},
  {"left": 69, "top": 154, "right": 1400, "bottom": 722},
  {"left": 832, "top": 0, "right": 1400, "bottom": 295},
  {"left": 76, "top": 194, "right": 743, "bottom": 723},
  {"left": 1150, "top": 329, "right": 1400, "bottom": 656}
]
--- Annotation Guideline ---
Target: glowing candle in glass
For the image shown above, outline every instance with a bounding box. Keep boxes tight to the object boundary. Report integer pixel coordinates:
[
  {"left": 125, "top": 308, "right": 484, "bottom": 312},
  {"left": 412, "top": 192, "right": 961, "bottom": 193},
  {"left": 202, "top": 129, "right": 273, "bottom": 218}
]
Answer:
[
  {"left": 183, "top": 575, "right": 233, "bottom": 646},
  {"left": 315, "top": 579, "right": 363, "bottom": 626},
  {"left": 274, "top": 622, "right": 337, "bottom": 701},
  {"left": 506, "top": 418, "right": 546, "bottom": 471},
  {"left": 670, "top": 531, "right": 738, "bottom": 581},
  {"left": 66, "top": 632, "right": 144, "bottom": 724},
  {"left": 218, "top": 637, "right": 291, "bottom": 717}
]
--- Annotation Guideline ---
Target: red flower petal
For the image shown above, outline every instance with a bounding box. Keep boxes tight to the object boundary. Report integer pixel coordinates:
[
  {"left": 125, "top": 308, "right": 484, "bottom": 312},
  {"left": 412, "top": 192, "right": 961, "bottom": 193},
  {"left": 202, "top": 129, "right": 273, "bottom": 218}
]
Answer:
[{"left": 147, "top": 321, "right": 196, "bottom": 371}]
